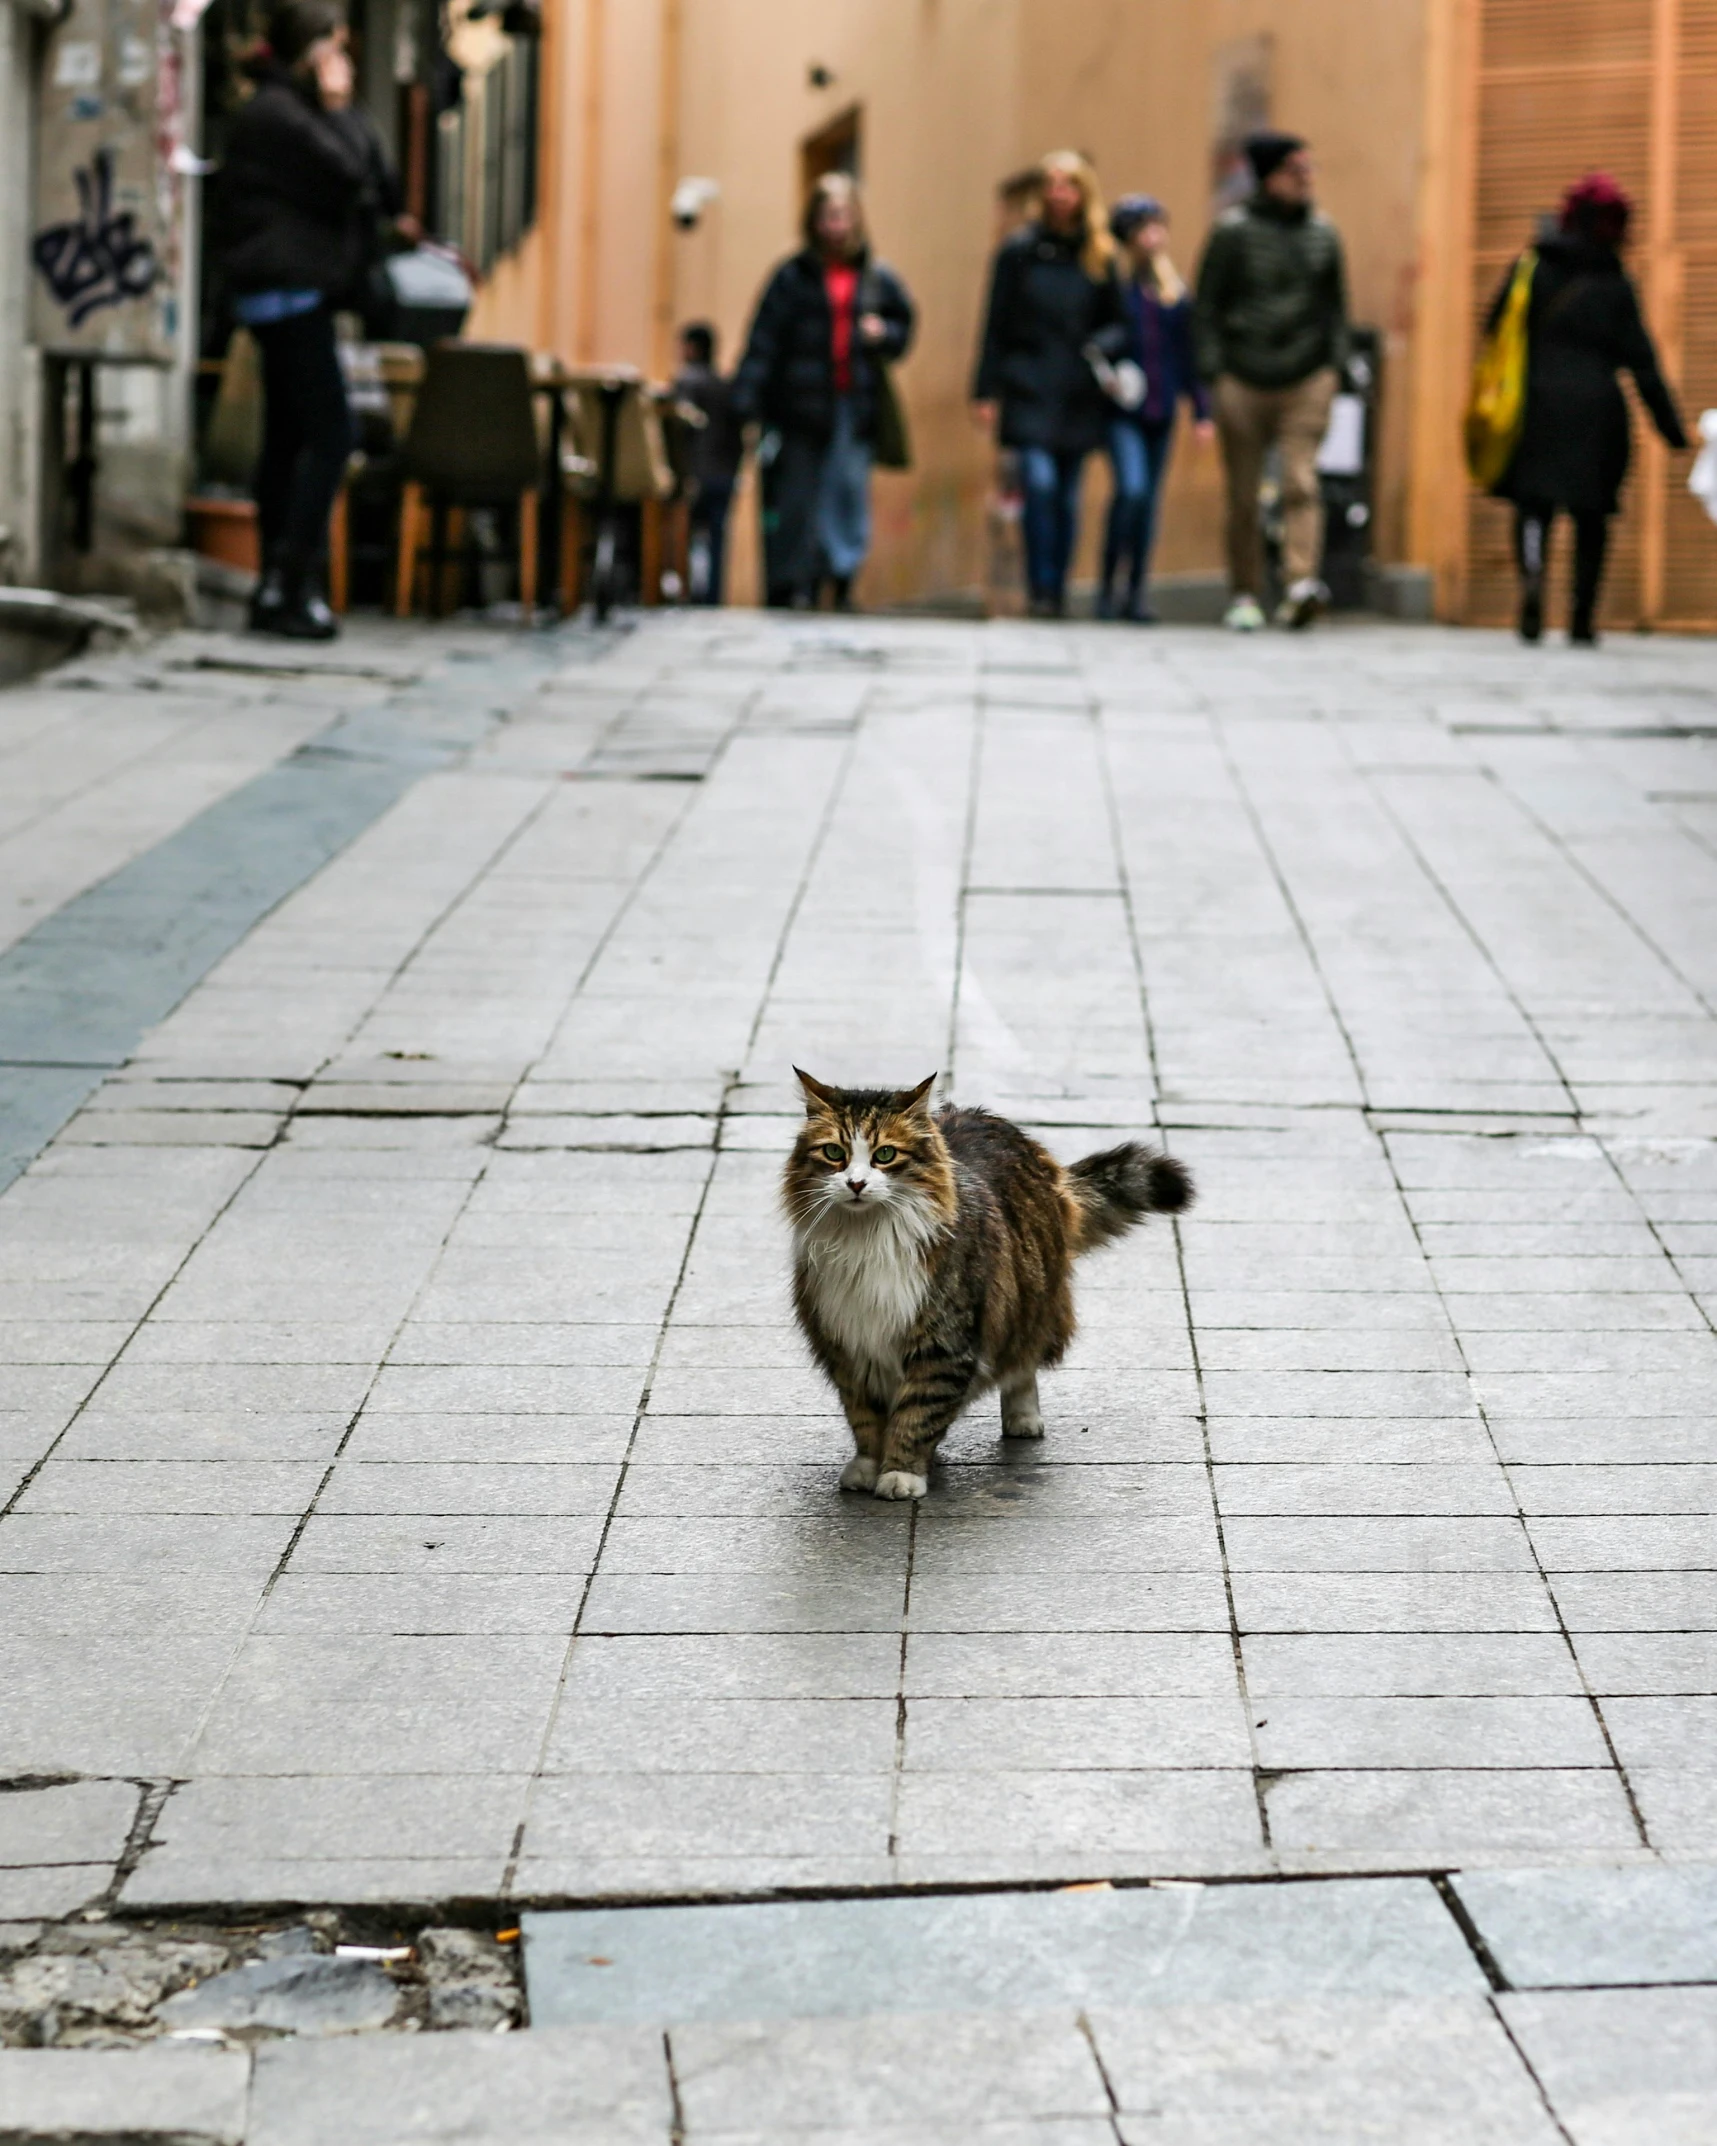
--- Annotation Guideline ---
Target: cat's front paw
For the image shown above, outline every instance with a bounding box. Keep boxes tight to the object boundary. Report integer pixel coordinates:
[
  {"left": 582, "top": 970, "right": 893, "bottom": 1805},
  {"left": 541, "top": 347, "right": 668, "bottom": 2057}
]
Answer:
[
  {"left": 874, "top": 1469, "right": 928, "bottom": 1501},
  {"left": 1001, "top": 1412, "right": 1045, "bottom": 1440},
  {"left": 840, "top": 1455, "right": 880, "bottom": 1492}
]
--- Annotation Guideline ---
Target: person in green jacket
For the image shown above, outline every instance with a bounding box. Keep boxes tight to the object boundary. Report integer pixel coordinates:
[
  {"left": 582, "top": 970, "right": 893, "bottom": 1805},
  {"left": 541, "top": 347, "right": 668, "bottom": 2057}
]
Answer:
[{"left": 1194, "top": 131, "right": 1349, "bottom": 632}]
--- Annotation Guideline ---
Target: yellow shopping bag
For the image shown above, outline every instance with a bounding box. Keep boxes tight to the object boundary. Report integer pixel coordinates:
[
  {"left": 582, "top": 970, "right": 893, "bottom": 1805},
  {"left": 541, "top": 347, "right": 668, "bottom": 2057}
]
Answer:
[{"left": 1464, "top": 250, "right": 1535, "bottom": 487}]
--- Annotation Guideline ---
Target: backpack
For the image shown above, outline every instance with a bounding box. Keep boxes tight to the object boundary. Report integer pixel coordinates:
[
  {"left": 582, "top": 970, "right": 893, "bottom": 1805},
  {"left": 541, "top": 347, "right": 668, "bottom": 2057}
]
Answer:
[{"left": 1464, "top": 251, "right": 1535, "bottom": 487}]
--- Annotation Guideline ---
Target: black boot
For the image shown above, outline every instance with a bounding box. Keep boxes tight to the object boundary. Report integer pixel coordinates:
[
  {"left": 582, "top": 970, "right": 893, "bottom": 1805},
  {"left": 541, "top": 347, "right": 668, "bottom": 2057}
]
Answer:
[
  {"left": 248, "top": 566, "right": 287, "bottom": 633},
  {"left": 272, "top": 567, "right": 339, "bottom": 641},
  {"left": 830, "top": 575, "right": 855, "bottom": 613},
  {"left": 1518, "top": 577, "right": 1544, "bottom": 643},
  {"left": 1570, "top": 512, "right": 1607, "bottom": 645}
]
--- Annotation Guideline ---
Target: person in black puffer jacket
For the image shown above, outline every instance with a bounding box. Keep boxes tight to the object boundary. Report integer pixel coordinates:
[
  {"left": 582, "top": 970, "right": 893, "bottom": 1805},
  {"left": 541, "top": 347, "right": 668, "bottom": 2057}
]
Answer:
[
  {"left": 972, "top": 150, "right": 1127, "bottom": 617},
  {"left": 732, "top": 175, "right": 915, "bottom": 609},
  {"left": 1488, "top": 173, "right": 1686, "bottom": 645},
  {"left": 214, "top": 0, "right": 407, "bottom": 638}
]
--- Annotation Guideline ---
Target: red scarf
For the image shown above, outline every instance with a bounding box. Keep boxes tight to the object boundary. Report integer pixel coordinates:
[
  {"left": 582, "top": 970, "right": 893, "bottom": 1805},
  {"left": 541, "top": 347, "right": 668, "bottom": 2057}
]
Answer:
[{"left": 824, "top": 262, "right": 859, "bottom": 393}]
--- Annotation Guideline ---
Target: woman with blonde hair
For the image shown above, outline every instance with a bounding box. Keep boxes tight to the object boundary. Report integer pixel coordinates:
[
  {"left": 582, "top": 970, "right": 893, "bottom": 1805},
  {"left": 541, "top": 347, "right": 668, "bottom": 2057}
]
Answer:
[
  {"left": 734, "top": 171, "right": 915, "bottom": 608},
  {"left": 972, "top": 150, "right": 1127, "bottom": 615},
  {"left": 1100, "top": 195, "right": 1213, "bottom": 621}
]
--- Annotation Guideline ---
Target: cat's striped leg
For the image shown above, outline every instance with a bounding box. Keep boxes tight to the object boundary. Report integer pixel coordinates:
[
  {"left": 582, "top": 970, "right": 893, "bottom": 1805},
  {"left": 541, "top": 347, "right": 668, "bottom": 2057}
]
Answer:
[
  {"left": 875, "top": 1347, "right": 976, "bottom": 1500},
  {"left": 1000, "top": 1370, "right": 1044, "bottom": 1440},
  {"left": 835, "top": 1378, "right": 888, "bottom": 1493}
]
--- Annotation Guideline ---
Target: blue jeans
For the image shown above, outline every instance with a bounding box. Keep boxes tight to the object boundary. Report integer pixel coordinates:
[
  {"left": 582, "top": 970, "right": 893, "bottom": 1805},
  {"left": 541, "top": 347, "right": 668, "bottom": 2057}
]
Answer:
[
  {"left": 1018, "top": 446, "right": 1086, "bottom": 603},
  {"left": 814, "top": 394, "right": 872, "bottom": 579},
  {"left": 690, "top": 475, "right": 734, "bottom": 604},
  {"left": 1103, "top": 418, "right": 1175, "bottom": 607}
]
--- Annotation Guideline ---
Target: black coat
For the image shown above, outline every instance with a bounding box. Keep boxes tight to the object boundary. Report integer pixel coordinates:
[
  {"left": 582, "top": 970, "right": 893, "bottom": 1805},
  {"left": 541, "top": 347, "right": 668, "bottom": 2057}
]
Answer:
[
  {"left": 1490, "top": 230, "right": 1686, "bottom": 514},
  {"left": 731, "top": 248, "right": 915, "bottom": 446},
  {"left": 972, "top": 223, "right": 1127, "bottom": 454},
  {"left": 214, "top": 65, "right": 391, "bottom": 300}
]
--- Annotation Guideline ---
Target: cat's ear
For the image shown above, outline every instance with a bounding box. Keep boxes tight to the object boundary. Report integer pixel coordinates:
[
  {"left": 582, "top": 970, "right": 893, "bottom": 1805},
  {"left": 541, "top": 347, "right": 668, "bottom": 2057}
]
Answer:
[
  {"left": 900, "top": 1072, "right": 938, "bottom": 1121},
  {"left": 794, "top": 1067, "right": 839, "bottom": 1115}
]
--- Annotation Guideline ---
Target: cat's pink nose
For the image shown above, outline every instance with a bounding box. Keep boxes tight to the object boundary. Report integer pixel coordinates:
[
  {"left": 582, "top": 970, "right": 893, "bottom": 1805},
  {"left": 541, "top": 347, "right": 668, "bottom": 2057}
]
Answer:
[{"left": 846, "top": 1177, "right": 867, "bottom": 1196}]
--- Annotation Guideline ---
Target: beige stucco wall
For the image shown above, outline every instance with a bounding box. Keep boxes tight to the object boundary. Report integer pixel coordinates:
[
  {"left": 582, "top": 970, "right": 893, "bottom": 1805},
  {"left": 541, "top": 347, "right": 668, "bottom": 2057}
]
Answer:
[{"left": 467, "top": 0, "right": 1436, "bottom": 607}]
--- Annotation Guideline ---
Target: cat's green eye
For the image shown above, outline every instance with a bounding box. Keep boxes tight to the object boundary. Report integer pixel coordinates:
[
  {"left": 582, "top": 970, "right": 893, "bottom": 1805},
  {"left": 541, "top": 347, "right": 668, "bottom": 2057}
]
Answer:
[
  {"left": 872, "top": 1145, "right": 900, "bottom": 1165},
  {"left": 820, "top": 1143, "right": 848, "bottom": 1165}
]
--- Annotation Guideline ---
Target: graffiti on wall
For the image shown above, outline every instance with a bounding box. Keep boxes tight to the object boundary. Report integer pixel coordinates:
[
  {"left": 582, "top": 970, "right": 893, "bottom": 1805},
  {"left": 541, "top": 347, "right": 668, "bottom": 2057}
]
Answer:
[{"left": 31, "top": 148, "right": 161, "bottom": 328}]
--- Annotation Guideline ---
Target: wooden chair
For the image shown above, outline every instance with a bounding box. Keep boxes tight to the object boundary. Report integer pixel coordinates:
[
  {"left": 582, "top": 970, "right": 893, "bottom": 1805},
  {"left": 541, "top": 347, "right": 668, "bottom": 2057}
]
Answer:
[{"left": 392, "top": 343, "right": 542, "bottom": 617}]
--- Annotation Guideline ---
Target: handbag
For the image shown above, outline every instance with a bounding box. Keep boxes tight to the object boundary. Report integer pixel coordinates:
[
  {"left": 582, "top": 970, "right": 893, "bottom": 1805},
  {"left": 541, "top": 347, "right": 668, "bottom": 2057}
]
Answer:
[
  {"left": 1464, "top": 250, "right": 1535, "bottom": 487},
  {"left": 861, "top": 268, "right": 912, "bottom": 470},
  {"left": 1085, "top": 341, "right": 1147, "bottom": 413}
]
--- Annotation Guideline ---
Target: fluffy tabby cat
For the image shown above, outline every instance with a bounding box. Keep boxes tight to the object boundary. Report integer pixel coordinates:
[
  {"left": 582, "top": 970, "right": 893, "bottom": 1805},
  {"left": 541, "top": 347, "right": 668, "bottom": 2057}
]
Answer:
[{"left": 783, "top": 1069, "right": 1194, "bottom": 1499}]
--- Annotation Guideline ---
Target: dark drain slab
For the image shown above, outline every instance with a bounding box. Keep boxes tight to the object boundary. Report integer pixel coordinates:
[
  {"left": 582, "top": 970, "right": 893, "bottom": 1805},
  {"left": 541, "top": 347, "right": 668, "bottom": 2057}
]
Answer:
[
  {"left": 523, "top": 1879, "right": 1483, "bottom": 2026},
  {"left": 0, "top": 636, "right": 579, "bottom": 1191}
]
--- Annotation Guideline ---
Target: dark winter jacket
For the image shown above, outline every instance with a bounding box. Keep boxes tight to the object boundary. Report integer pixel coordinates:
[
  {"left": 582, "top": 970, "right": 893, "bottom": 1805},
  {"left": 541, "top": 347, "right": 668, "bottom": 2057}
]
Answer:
[
  {"left": 972, "top": 222, "right": 1127, "bottom": 454},
  {"left": 214, "top": 65, "right": 391, "bottom": 300},
  {"left": 1120, "top": 280, "right": 1210, "bottom": 429},
  {"left": 1488, "top": 229, "right": 1686, "bottom": 515},
  {"left": 673, "top": 361, "right": 745, "bottom": 487},
  {"left": 1192, "top": 192, "right": 1349, "bottom": 389},
  {"left": 731, "top": 248, "right": 915, "bottom": 446}
]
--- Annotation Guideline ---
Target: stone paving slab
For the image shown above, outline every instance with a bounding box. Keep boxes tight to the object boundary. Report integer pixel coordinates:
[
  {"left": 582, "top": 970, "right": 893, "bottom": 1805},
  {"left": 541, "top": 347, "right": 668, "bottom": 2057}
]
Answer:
[
  {"left": 0, "top": 2043, "right": 249, "bottom": 2141},
  {"left": 522, "top": 1880, "right": 1484, "bottom": 2027},
  {"left": 1451, "top": 1865, "right": 1717, "bottom": 1986}
]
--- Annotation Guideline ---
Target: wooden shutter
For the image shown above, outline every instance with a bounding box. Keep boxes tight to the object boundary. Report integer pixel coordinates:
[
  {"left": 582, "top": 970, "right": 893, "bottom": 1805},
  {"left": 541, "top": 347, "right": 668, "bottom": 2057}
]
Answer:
[{"left": 1458, "top": 0, "right": 1717, "bottom": 629}]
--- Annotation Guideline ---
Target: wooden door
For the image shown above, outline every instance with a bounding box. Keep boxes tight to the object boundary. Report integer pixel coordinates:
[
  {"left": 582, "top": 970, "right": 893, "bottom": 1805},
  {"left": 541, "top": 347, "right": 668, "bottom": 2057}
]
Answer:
[{"left": 1462, "top": 0, "right": 1713, "bottom": 629}]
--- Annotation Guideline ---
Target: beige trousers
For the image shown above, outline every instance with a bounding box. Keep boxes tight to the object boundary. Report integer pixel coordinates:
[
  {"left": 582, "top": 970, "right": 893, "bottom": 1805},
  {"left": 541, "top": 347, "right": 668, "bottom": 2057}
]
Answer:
[{"left": 1214, "top": 367, "right": 1338, "bottom": 596}]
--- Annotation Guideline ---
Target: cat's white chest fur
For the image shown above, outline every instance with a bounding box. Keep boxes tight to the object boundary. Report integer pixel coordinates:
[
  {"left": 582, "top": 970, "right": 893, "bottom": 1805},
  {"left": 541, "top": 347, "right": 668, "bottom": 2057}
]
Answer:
[{"left": 797, "top": 1208, "right": 929, "bottom": 1390}]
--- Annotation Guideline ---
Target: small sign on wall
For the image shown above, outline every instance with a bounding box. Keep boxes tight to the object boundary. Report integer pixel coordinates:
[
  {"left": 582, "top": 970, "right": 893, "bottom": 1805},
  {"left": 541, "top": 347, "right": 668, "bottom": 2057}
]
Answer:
[{"left": 32, "top": 0, "right": 186, "bottom": 363}]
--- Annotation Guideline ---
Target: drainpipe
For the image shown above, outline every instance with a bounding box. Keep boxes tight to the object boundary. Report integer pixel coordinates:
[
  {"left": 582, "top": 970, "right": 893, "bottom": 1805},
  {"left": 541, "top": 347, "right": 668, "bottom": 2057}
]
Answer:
[{"left": 0, "top": 0, "right": 64, "bottom": 581}]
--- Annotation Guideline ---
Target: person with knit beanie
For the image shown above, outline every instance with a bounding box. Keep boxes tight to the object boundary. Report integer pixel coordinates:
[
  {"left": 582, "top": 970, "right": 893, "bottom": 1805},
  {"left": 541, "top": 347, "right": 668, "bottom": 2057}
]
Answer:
[
  {"left": 1193, "top": 131, "right": 1349, "bottom": 631},
  {"left": 1483, "top": 173, "right": 1685, "bottom": 644}
]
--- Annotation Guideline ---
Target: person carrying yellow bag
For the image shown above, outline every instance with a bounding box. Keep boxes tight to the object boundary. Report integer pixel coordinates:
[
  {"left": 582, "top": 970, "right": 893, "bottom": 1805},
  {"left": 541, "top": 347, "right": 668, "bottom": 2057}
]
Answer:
[
  {"left": 1464, "top": 251, "right": 1534, "bottom": 490},
  {"left": 1472, "top": 174, "right": 1685, "bottom": 645}
]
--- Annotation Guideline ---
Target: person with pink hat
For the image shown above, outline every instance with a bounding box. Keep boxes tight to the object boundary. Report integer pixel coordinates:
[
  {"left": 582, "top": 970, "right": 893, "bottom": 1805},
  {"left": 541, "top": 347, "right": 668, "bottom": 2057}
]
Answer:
[{"left": 1485, "top": 173, "right": 1686, "bottom": 644}]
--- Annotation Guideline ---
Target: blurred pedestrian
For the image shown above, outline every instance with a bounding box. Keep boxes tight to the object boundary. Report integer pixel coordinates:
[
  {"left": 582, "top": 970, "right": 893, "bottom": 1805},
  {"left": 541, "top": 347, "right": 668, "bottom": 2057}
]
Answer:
[
  {"left": 1487, "top": 174, "right": 1686, "bottom": 645},
  {"left": 733, "top": 174, "right": 915, "bottom": 610},
  {"left": 972, "top": 151, "right": 1127, "bottom": 618},
  {"left": 1100, "top": 195, "right": 1213, "bottom": 622},
  {"left": 1194, "top": 131, "right": 1348, "bottom": 632},
  {"left": 673, "top": 322, "right": 744, "bottom": 605},
  {"left": 215, "top": 0, "right": 409, "bottom": 640}
]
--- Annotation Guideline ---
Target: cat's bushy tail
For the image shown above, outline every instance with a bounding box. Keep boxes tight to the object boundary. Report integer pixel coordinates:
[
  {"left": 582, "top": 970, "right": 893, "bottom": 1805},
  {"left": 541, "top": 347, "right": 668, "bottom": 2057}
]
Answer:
[{"left": 1064, "top": 1142, "right": 1194, "bottom": 1253}]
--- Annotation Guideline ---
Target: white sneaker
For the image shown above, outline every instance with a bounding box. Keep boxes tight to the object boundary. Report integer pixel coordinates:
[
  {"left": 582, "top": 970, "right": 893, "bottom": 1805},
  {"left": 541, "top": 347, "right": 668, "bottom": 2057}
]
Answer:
[
  {"left": 1223, "top": 594, "right": 1266, "bottom": 632},
  {"left": 1274, "top": 578, "right": 1328, "bottom": 630}
]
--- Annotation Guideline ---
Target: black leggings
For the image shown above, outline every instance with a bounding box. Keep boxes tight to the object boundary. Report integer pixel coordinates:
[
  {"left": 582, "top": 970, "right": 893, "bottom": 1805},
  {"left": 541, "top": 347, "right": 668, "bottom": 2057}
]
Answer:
[
  {"left": 1513, "top": 501, "right": 1609, "bottom": 629},
  {"left": 251, "top": 304, "right": 353, "bottom": 583}
]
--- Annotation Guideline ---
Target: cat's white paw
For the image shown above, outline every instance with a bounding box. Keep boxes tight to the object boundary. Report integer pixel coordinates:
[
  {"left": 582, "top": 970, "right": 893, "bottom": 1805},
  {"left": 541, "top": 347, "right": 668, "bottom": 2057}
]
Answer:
[
  {"left": 840, "top": 1455, "right": 880, "bottom": 1491},
  {"left": 1001, "top": 1412, "right": 1045, "bottom": 1440},
  {"left": 874, "top": 1469, "right": 927, "bottom": 1500}
]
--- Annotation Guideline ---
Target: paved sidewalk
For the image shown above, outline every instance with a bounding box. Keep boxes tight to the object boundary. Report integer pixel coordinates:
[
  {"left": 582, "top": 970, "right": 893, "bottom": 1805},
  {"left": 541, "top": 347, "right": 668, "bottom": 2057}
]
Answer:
[{"left": 1, "top": 609, "right": 1715, "bottom": 2136}]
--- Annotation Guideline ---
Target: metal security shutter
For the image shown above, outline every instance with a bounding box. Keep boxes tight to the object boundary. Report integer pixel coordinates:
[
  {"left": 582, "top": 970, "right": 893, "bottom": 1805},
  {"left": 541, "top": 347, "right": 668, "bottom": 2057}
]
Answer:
[
  {"left": 1459, "top": 0, "right": 1717, "bottom": 628},
  {"left": 1464, "top": 0, "right": 1657, "bottom": 627},
  {"left": 1660, "top": 1, "right": 1717, "bottom": 624}
]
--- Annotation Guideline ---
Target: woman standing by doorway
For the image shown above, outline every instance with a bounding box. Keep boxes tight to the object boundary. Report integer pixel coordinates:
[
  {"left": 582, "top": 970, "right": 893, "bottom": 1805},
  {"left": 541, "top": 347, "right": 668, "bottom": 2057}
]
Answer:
[
  {"left": 1488, "top": 173, "right": 1686, "bottom": 644},
  {"left": 1100, "top": 195, "right": 1213, "bottom": 621},
  {"left": 215, "top": 0, "right": 408, "bottom": 639},
  {"left": 971, "top": 151, "right": 1126, "bottom": 617},
  {"left": 733, "top": 174, "right": 915, "bottom": 609}
]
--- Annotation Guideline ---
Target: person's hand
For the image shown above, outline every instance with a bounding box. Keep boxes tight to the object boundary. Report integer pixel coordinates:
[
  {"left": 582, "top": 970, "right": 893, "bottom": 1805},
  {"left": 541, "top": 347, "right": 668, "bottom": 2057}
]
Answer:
[
  {"left": 859, "top": 311, "right": 889, "bottom": 347},
  {"left": 1194, "top": 418, "right": 1216, "bottom": 445},
  {"left": 394, "top": 212, "right": 424, "bottom": 247},
  {"left": 310, "top": 35, "right": 353, "bottom": 109},
  {"left": 970, "top": 400, "right": 998, "bottom": 432}
]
